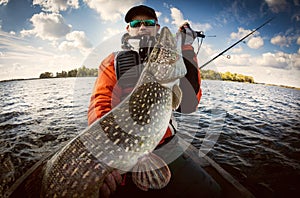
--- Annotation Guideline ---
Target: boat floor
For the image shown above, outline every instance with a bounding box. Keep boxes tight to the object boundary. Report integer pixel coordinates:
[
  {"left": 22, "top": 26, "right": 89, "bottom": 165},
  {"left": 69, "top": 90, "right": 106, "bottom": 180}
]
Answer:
[{"left": 5, "top": 137, "right": 255, "bottom": 198}]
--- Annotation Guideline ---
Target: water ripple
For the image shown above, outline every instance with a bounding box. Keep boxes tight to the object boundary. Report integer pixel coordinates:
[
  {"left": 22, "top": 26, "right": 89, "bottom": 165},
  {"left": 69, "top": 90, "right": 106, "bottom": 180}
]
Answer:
[{"left": 0, "top": 78, "right": 299, "bottom": 197}]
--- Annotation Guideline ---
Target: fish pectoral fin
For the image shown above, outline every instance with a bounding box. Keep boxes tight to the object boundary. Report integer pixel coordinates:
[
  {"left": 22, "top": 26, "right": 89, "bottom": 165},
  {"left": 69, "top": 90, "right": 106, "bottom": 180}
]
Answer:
[
  {"left": 131, "top": 152, "right": 171, "bottom": 191},
  {"left": 172, "top": 84, "right": 182, "bottom": 110}
]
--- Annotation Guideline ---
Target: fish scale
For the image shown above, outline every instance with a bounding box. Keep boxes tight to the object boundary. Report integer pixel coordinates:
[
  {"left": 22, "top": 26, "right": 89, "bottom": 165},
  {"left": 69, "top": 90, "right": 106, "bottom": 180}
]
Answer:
[{"left": 41, "top": 27, "right": 187, "bottom": 197}]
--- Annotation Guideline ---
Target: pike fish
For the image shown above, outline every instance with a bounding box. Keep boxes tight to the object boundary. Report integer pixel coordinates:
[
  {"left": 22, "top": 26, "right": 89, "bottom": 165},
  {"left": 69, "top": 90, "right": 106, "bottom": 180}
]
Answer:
[{"left": 41, "top": 27, "right": 187, "bottom": 197}]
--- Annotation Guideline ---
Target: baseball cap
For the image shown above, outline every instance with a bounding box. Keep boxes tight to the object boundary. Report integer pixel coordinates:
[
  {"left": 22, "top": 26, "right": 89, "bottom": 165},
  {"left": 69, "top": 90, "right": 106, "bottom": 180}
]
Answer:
[{"left": 125, "top": 5, "right": 158, "bottom": 23}]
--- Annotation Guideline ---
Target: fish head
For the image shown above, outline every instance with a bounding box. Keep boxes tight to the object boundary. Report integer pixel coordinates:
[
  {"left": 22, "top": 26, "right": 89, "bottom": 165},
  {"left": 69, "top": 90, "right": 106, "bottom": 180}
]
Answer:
[{"left": 146, "top": 27, "right": 187, "bottom": 84}]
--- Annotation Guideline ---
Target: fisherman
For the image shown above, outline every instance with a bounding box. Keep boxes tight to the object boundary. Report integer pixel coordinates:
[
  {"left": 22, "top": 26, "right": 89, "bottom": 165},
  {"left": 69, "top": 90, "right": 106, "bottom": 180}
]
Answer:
[{"left": 87, "top": 5, "right": 220, "bottom": 197}]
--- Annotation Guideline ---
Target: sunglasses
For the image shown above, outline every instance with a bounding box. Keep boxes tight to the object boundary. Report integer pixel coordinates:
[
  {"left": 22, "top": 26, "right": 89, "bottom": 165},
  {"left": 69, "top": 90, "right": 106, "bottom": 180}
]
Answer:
[{"left": 129, "top": 19, "right": 157, "bottom": 28}]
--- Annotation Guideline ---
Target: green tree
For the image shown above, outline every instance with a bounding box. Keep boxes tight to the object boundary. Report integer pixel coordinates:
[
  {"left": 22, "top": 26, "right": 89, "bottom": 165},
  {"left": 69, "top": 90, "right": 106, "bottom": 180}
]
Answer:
[
  {"left": 68, "top": 69, "right": 78, "bottom": 77},
  {"left": 77, "top": 66, "right": 97, "bottom": 77},
  {"left": 39, "top": 72, "right": 53, "bottom": 78},
  {"left": 201, "top": 69, "right": 254, "bottom": 83},
  {"left": 56, "top": 70, "right": 68, "bottom": 78}
]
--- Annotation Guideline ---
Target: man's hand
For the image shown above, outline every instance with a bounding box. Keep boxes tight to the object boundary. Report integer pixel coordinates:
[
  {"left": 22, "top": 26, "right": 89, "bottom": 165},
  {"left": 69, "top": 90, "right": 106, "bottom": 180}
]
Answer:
[
  {"left": 99, "top": 170, "right": 122, "bottom": 198},
  {"left": 177, "top": 22, "right": 197, "bottom": 46}
]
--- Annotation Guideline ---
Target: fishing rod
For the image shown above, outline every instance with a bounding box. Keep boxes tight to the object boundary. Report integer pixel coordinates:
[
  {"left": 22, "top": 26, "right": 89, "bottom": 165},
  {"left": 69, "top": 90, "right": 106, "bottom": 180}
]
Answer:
[{"left": 199, "top": 17, "right": 275, "bottom": 69}]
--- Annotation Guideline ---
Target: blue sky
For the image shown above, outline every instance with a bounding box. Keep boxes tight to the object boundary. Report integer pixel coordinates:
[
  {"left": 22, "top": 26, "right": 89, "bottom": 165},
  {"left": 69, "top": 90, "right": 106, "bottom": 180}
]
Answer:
[{"left": 0, "top": 0, "right": 299, "bottom": 87}]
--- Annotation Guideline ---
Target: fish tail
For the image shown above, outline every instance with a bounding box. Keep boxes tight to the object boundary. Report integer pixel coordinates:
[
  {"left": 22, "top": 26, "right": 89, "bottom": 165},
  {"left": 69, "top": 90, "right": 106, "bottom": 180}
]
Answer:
[{"left": 131, "top": 153, "right": 171, "bottom": 191}]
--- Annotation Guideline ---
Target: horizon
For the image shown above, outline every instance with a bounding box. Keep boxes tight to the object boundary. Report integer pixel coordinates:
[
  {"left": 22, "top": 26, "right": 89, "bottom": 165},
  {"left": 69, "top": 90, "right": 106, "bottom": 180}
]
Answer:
[
  {"left": 1, "top": 67, "right": 299, "bottom": 90},
  {"left": 0, "top": 0, "right": 299, "bottom": 88}
]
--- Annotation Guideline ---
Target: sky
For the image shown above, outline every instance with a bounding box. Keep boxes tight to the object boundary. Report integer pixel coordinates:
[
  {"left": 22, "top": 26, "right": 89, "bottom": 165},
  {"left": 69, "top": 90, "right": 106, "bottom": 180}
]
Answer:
[{"left": 0, "top": 0, "right": 299, "bottom": 87}]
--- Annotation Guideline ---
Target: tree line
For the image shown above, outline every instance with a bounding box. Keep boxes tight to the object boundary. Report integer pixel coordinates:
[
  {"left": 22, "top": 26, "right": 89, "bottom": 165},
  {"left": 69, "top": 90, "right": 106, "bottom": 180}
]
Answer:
[
  {"left": 40, "top": 67, "right": 254, "bottom": 83},
  {"left": 201, "top": 69, "right": 254, "bottom": 83},
  {"left": 39, "top": 66, "right": 98, "bottom": 78}
]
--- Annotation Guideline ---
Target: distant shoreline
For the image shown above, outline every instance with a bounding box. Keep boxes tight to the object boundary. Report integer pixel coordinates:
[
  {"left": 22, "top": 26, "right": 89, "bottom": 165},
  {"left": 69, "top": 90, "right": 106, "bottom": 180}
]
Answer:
[
  {"left": 0, "top": 76, "right": 299, "bottom": 90},
  {"left": 0, "top": 78, "right": 40, "bottom": 83},
  {"left": 253, "top": 82, "right": 300, "bottom": 90}
]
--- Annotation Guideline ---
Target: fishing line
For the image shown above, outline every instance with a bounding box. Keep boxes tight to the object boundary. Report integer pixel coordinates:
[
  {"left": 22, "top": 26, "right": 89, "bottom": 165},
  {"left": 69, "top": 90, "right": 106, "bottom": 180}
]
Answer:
[
  {"left": 199, "top": 17, "right": 275, "bottom": 69},
  {"left": 196, "top": 37, "right": 204, "bottom": 55}
]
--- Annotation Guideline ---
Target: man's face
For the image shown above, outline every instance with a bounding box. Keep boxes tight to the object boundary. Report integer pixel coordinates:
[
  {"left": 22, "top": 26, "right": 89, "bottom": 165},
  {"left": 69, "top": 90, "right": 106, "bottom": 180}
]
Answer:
[{"left": 126, "top": 15, "right": 160, "bottom": 37}]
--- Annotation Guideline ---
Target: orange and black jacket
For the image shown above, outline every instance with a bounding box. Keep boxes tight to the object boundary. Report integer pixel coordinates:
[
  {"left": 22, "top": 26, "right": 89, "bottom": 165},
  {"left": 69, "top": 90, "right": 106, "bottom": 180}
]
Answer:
[{"left": 88, "top": 44, "right": 202, "bottom": 144}]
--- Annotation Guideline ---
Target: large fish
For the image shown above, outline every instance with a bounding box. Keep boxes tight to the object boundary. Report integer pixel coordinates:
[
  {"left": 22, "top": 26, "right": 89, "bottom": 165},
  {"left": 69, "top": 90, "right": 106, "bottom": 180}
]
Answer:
[{"left": 41, "top": 27, "right": 187, "bottom": 197}]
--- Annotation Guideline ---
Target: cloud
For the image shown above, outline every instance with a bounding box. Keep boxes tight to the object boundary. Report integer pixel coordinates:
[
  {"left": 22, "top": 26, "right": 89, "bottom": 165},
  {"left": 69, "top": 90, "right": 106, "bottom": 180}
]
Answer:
[
  {"left": 265, "top": 0, "right": 288, "bottom": 13},
  {"left": 83, "top": 0, "right": 143, "bottom": 22},
  {"left": 59, "top": 31, "right": 92, "bottom": 55},
  {"left": 231, "top": 46, "right": 243, "bottom": 53},
  {"left": 170, "top": 7, "right": 186, "bottom": 27},
  {"left": 20, "top": 12, "right": 72, "bottom": 41},
  {"left": 221, "top": 53, "right": 253, "bottom": 66},
  {"left": 270, "top": 35, "right": 293, "bottom": 47},
  {"left": 102, "top": 27, "right": 124, "bottom": 40},
  {"left": 33, "top": 0, "right": 79, "bottom": 13},
  {"left": 230, "top": 27, "right": 252, "bottom": 40},
  {"left": 206, "top": 39, "right": 299, "bottom": 71},
  {"left": 163, "top": 17, "right": 170, "bottom": 24},
  {"left": 0, "top": 0, "right": 9, "bottom": 6},
  {"left": 0, "top": 29, "right": 82, "bottom": 80},
  {"left": 170, "top": 7, "right": 211, "bottom": 31},
  {"left": 255, "top": 51, "right": 300, "bottom": 69},
  {"left": 156, "top": 11, "right": 162, "bottom": 19},
  {"left": 230, "top": 27, "right": 263, "bottom": 49},
  {"left": 248, "top": 36, "right": 264, "bottom": 49},
  {"left": 297, "top": 36, "right": 300, "bottom": 45}
]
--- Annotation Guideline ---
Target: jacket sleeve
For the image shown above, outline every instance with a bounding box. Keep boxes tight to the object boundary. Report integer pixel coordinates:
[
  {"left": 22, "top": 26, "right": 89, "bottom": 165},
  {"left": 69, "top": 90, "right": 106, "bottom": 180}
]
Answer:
[
  {"left": 178, "top": 44, "right": 202, "bottom": 113},
  {"left": 87, "top": 53, "right": 121, "bottom": 125}
]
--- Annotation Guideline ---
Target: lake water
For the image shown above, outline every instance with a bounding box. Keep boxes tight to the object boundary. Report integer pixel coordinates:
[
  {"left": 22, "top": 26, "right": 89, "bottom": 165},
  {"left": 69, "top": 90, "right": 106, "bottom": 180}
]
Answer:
[{"left": 0, "top": 77, "right": 299, "bottom": 197}]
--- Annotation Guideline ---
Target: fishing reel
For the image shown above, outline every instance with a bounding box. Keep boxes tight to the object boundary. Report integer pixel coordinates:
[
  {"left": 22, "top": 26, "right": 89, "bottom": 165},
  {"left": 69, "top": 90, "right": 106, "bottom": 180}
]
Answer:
[{"left": 195, "top": 31, "right": 206, "bottom": 38}]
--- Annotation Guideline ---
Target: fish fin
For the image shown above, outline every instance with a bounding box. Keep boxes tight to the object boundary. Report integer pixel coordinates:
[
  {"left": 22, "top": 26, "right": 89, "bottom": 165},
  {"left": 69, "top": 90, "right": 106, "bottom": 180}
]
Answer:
[
  {"left": 132, "top": 152, "right": 171, "bottom": 191},
  {"left": 172, "top": 84, "right": 182, "bottom": 109}
]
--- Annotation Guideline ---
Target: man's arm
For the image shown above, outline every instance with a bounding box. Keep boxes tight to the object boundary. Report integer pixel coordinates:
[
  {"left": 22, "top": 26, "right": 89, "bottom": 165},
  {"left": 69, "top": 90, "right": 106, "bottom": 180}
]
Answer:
[
  {"left": 177, "top": 23, "right": 202, "bottom": 113},
  {"left": 88, "top": 53, "right": 121, "bottom": 125}
]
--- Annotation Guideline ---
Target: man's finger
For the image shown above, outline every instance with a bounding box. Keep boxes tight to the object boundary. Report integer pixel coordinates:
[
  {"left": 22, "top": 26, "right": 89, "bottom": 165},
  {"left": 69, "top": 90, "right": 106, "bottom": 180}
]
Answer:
[
  {"left": 105, "top": 173, "right": 117, "bottom": 192},
  {"left": 111, "top": 170, "right": 122, "bottom": 185},
  {"left": 99, "top": 183, "right": 111, "bottom": 198}
]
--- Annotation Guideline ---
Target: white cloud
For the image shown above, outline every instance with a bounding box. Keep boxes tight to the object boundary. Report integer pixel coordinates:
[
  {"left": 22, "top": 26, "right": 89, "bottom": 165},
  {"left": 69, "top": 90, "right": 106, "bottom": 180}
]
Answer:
[
  {"left": 83, "top": 0, "right": 143, "bottom": 22},
  {"left": 102, "top": 27, "right": 124, "bottom": 40},
  {"left": 220, "top": 53, "right": 253, "bottom": 66},
  {"left": 0, "top": 29, "right": 82, "bottom": 80},
  {"left": 230, "top": 27, "right": 263, "bottom": 49},
  {"left": 255, "top": 51, "right": 300, "bottom": 69},
  {"left": 0, "top": 0, "right": 9, "bottom": 6},
  {"left": 265, "top": 0, "right": 288, "bottom": 13},
  {"left": 156, "top": 11, "right": 162, "bottom": 19},
  {"left": 59, "top": 31, "right": 92, "bottom": 55},
  {"left": 204, "top": 40, "right": 299, "bottom": 71},
  {"left": 170, "top": 7, "right": 187, "bottom": 27},
  {"left": 231, "top": 46, "right": 243, "bottom": 53},
  {"left": 20, "top": 12, "right": 72, "bottom": 41},
  {"left": 247, "top": 36, "right": 264, "bottom": 49},
  {"left": 33, "top": 0, "right": 79, "bottom": 13},
  {"left": 163, "top": 17, "right": 170, "bottom": 24},
  {"left": 270, "top": 35, "right": 292, "bottom": 47},
  {"left": 230, "top": 27, "right": 252, "bottom": 40},
  {"left": 297, "top": 36, "right": 300, "bottom": 45},
  {"left": 170, "top": 7, "right": 211, "bottom": 31}
]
